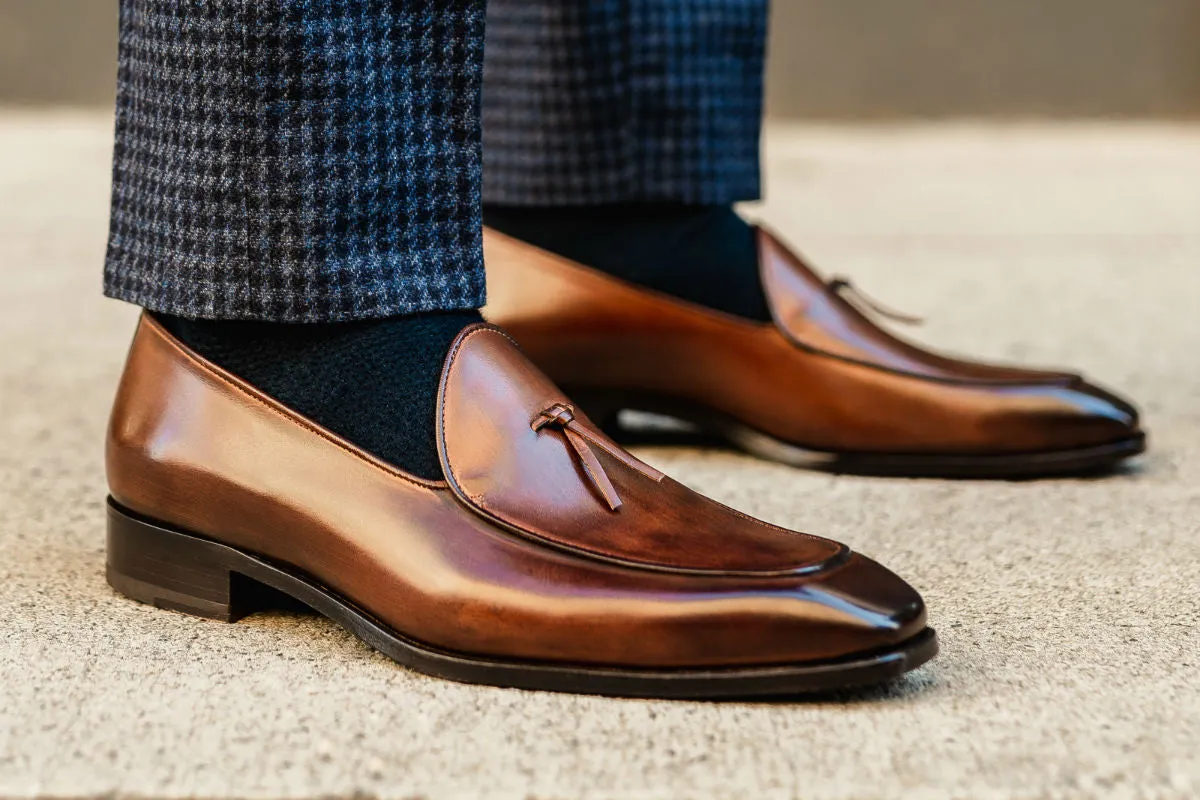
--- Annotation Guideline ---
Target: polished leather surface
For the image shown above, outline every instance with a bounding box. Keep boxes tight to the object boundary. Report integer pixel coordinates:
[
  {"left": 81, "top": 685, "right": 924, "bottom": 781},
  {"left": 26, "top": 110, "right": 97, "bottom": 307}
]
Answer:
[
  {"left": 108, "top": 315, "right": 926, "bottom": 668},
  {"left": 483, "top": 228, "right": 1141, "bottom": 455},
  {"left": 438, "top": 326, "right": 844, "bottom": 575}
]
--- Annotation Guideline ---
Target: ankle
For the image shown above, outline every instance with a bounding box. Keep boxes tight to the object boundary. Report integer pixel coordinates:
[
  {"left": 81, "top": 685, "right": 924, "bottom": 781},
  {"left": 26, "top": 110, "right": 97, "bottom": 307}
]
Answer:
[
  {"left": 156, "top": 310, "right": 481, "bottom": 479},
  {"left": 483, "top": 204, "right": 770, "bottom": 321}
]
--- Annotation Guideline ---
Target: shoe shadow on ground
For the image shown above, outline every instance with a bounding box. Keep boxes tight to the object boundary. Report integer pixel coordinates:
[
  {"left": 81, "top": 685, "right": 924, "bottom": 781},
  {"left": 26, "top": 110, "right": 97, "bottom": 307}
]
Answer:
[{"left": 613, "top": 411, "right": 1150, "bottom": 483}]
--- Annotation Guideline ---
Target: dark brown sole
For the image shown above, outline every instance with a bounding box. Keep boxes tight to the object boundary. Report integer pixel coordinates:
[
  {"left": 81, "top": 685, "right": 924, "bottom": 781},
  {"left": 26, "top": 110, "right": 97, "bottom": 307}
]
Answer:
[
  {"left": 569, "top": 389, "right": 1146, "bottom": 480},
  {"left": 105, "top": 498, "right": 938, "bottom": 699}
]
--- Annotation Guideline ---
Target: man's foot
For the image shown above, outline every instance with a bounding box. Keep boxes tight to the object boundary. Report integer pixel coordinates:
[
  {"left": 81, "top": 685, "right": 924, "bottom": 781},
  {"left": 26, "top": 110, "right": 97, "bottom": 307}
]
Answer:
[
  {"left": 157, "top": 311, "right": 481, "bottom": 480},
  {"left": 483, "top": 204, "right": 771, "bottom": 321},
  {"left": 483, "top": 227, "right": 1145, "bottom": 479},
  {"left": 105, "top": 315, "right": 937, "bottom": 697}
]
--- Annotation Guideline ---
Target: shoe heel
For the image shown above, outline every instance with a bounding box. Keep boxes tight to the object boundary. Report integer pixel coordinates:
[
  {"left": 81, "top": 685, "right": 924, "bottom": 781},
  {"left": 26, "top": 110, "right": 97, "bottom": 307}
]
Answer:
[{"left": 106, "top": 499, "right": 253, "bottom": 623}]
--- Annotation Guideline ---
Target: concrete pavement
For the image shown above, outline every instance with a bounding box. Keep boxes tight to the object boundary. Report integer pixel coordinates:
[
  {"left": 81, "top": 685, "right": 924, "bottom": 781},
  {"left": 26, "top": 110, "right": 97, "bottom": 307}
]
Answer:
[{"left": 1, "top": 114, "right": 1198, "bottom": 799}]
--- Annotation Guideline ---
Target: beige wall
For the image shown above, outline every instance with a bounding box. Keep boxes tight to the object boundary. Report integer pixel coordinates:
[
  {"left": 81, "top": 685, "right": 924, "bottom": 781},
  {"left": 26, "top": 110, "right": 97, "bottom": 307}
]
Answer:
[
  {"left": 0, "top": 1, "right": 116, "bottom": 106},
  {"left": 3, "top": 0, "right": 1199, "bottom": 117},
  {"left": 766, "top": 0, "right": 1200, "bottom": 118}
]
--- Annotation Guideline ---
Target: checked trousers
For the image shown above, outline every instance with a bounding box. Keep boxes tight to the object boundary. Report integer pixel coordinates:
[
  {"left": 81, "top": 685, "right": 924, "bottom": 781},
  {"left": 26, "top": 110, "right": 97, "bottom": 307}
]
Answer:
[{"left": 104, "top": 0, "right": 769, "bottom": 322}]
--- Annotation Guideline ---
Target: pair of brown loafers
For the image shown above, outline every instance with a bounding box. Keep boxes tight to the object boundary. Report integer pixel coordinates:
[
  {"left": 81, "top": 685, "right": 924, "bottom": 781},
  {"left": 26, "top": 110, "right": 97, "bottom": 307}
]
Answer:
[{"left": 105, "top": 230, "right": 1143, "bottom": 698}]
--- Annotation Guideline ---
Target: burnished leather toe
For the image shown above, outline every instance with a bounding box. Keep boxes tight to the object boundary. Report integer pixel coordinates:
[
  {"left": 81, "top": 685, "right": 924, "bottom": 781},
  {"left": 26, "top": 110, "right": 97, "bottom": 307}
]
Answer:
[
  {"left": 557, "top": 550, "right": 930, "bottom": 670},
  {"left": 763, "top": 552, "right": 929, "bottom": 663},
  {"left": 926, "top": 377, "right": 1144, "bottom": 456},
  {"left": 1018, "top": 378, "right": 1141, "bottom": 452},
  {"left": 1077, "top": 378, "right": 1141, "bottom": 431}
]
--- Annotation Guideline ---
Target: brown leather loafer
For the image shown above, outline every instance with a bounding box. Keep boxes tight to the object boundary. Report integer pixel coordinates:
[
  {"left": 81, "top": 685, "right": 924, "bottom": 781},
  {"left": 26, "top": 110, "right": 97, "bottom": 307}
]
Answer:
[
  {"left": 484, "top": 228, "right": 1145, "bottom": 479},
  {"left": 105, "top": 315, "right": 936, "bottom": 698}
]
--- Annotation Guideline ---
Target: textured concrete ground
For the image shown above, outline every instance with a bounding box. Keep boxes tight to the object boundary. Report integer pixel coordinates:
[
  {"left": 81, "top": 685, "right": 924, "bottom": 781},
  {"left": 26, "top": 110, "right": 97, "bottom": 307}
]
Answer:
[{"left": 1, "top": 113, "right": 1198, "bottom": 799}]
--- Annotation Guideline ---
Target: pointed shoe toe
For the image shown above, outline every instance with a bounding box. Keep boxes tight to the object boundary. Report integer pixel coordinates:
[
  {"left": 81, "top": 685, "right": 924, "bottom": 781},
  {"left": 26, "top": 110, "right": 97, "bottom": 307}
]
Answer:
[
  {"left": 973, "top": 378, "right": 1145, "bottom": 470},
  {"left": 773, "top": 552, "right": 930, "bottom": 662},
  {"left": 1057, "top": 380, "right": 1142, "bottom": 447},
  {"left": 1071, "top": 378, "right": 1142, "bottom": 436},
  {"left": 818, "top": 552, "right": 929, "bottom": 647}
]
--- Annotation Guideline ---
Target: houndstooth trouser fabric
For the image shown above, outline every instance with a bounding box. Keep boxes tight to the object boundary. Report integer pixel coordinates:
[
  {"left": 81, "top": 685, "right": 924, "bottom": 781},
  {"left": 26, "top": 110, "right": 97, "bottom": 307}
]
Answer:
[
  {"left": 483, "top": 0, "right": 768, "bottom": 206},
  {"left": 105, "top": 0, "right": 769, "bottom": 322}
]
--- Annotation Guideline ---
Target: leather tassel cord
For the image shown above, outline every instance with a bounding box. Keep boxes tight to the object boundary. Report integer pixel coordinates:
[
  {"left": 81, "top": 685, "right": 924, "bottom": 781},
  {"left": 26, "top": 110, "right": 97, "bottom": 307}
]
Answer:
[{"left": 532, "top": 403, "right": 665, "bottom": 511}]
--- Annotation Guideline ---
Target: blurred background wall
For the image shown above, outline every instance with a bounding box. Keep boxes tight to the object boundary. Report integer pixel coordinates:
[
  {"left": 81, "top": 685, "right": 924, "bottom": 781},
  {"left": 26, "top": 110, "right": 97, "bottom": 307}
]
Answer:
[{"left": 1, "top": 0, "right": 1198, "bottom": 117}]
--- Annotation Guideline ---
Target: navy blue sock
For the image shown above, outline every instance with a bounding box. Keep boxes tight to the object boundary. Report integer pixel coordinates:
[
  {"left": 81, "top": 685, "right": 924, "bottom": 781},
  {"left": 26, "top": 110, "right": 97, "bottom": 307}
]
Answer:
[
  {"left": 483, "top": 204, "right": 771, "bottom": 321},
  {"left": 157, "top": 310, "right": 481, "bottom": 480}
]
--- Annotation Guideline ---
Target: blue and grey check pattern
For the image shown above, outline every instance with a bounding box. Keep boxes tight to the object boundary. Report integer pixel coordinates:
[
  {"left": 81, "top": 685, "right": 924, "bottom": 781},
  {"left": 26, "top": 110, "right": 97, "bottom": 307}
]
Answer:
[
  {"left": 105, "top": 0, "right": 487, "bottom": 322},
  {"left": 106, "top": 0, "right": 769, "bottom": 321},
  {"left": 483, "top": 0, "right": 768, "bottom": 206}
]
